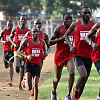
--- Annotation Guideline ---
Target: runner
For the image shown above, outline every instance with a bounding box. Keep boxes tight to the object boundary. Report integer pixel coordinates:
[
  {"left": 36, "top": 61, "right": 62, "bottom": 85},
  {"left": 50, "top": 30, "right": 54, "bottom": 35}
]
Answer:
[
  {"left": 49, "top": 12, "right": 75, "bottom": 100},
  {"left": 64, "top": 6, "right": 96, "bottom": 100},
  {"left": 17, "top": 27, "right": 48, "bottom": 100},
  {"left": 23, "top": 18, "right": 51, "bottom": 99},
  {"left": 85, "top": 22, "right": 100, "bottom": 100},
  {"left": 24, "top": 19, "right": 51, "bottom": 69},
  {"left": 9, "top": 15, "right": 30, "bottom": 90},
  {"left": 0, "top": 20, "right": 14, "bottom": 86}
]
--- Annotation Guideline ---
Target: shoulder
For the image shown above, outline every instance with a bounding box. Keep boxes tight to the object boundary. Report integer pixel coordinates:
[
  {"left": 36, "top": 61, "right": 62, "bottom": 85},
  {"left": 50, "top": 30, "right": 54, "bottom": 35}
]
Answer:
[
  {"left": 54, "top": 25, "right": 62, "bottom": 31},
  {"left": 12, "top": 28, "right": 16, "bottom": 33},
  {"left": 71, "top": 22, "right": 78, "bottom": 27},
  {"left": 0, "top": 29, "right": 5, "bottom": 36},
  {"left": 2, "top": 29, "right": 5, "bottom": 33},
  {"left": 43, "top": 32, "right": 48, "bottom": 37},
  {"left": 28, "top": 29, "right": 31, "bottom": 31},
  {"left": 69, "top": 22, "right": 77, "bottom": 30},
  {"left": 95, "top": 22, "right": 100, "bottom": 28}
]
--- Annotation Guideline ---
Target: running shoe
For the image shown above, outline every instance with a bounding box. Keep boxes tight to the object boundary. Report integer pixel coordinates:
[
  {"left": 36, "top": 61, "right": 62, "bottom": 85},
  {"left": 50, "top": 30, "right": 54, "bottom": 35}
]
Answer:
[
  {"left": 21, "top": 75, "right": 26, "bottom": 88},
  {"left": 51, "top": 90, "right": 57, "bottom": 100},
  {"left": 30, "top": 94, "right": 34, "bottom": 100},
  {"left": 97, "top": 95, "right": 100, "bottom": 100},
  {"left": 65, "top": 95, "right": 71, "bottom": 100},
  {"left": 72, "top": 87, "right": 79, "bottom": 100},
  {"left": 9, "top": 80, "right": 13, "bottom": 86},
  {"left": 18, "top": 86, "right": 23, "bottom": 91}
]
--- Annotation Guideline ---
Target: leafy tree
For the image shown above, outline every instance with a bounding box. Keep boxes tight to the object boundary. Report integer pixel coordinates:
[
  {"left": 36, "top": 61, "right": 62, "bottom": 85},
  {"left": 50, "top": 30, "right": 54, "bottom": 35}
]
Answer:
[
  {"left": 0, "top": 0, "right": 42, "bottom": 17},
  {"left": 0, "top": 0, "right": 23, "bottom": 16},
  {"left": 40, "top": 0, "right": 55, "bottom": 15},
  {"left": 30, "top": 0, "right": 43, "bottom": 16},
  {"left": 41, "top": 0, "right": 100, "bottom": 17}
]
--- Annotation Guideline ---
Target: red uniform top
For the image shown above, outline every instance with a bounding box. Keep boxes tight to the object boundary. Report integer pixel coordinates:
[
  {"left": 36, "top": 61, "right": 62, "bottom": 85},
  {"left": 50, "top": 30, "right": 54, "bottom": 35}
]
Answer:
[
  {"left": 14, "top": 26, "right": 28, "bottom": 51},
  {"left": 28, "top": 31, "right": 45, "bottom": 60},
  {"left": 91, "top": 29, "right": 100, "bottom": 63},
  {"left": 54, "top": 25, "right": 75, "bottom": 66},
  {"left": 2, "top": 29, "right": 13, "bottom": 51},
  {"left": 25, "top": 38, "right": 43, "bottom": 66},
  {"left": 74, "top": 20, "right": 94, "bottom": 58}
]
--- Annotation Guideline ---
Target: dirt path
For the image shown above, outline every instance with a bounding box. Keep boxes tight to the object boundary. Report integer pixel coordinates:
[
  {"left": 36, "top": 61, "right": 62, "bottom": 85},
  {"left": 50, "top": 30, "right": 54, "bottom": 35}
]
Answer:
[{"left": 0, "top": 45, "right": 56, "bottom": 100}]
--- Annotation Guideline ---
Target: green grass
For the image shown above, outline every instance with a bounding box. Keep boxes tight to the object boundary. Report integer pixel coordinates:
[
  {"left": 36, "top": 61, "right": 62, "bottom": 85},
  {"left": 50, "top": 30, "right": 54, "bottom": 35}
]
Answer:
[{"left": 39, "top": 63, "right": 100, "bottom": 100}]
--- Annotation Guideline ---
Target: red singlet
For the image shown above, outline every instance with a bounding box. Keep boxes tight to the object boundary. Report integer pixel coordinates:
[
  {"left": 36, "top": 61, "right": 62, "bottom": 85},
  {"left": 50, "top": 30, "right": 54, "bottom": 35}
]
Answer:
[
  {"left": 74, "top": 20, "right": 94, "bottom": 58},
  {"left": 2, "top": 29, "right": 13, "bottom": 51},
  {"left": 91, "top": 29, "right": 100, "bottom": 63},
  {"left": 14, "top": 27, "right": 28, "bottom": 51},
  {"left": 54, "top": 25, "right": 75, "bottom": 66},
  {"left": 28, "top": 31, "right": 45, "bottom": 60},
  {"left": 25, "top": 38, "right": 43, "bottom": 66}
]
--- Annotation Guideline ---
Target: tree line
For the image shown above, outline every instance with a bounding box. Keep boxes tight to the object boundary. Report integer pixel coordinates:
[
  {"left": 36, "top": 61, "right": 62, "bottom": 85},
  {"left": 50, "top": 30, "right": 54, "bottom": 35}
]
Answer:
[{"left": 0, "top": 0, "right": 100, "bottom": 17}]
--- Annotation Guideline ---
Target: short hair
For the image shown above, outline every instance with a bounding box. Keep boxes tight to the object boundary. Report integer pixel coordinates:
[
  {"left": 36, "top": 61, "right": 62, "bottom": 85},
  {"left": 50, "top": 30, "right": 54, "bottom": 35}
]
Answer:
[
  {"left": 63, "top": 12, "right": 71, "bottom": 19},
  {"left": 34, "top": 19, "right": 42, "bottom": 24},
  {"left": 31, "top": 27, "right": 39, "bottom": 31},
  {"left": 82, "top": 6, "right": 90, "bottom": 10},
  {"left": 20, "top": 15, "right": 26, "bottom": 20},
  {"left": 7, "top": 20, "right": 13, "bottom": 26}
]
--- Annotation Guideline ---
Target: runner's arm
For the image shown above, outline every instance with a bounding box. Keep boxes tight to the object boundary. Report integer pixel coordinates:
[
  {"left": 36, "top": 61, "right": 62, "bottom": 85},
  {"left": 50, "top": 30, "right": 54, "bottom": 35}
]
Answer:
[
  {"left": 17, "top": 38, "right": 28, "bottom": 58},
  {"left": 42, "top": 40, "right": 48, "bottom": 57},
  {"left": 43, "top": 32, "right": 51, "bottom": 54},
  {"left": 0, "top": 30, "right": 8, "bottom": 44},
  {"left": 49, "top": 26, "right": 64, "bottom": 46},
  {"left": 9, "top": 29, "right": 16, "bottom": 45}
]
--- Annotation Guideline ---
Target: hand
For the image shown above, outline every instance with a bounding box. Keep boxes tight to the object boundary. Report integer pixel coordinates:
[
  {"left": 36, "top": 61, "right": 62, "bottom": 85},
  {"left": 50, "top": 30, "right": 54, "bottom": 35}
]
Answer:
[
  {"left": 44, "top": 51, "right": 48, "bottom": 57},
  {"left": 91, "top": 42, "right": 98, "bottom": 51},
  {"left": 14, "top": 44, "right": 19, "bottom": 49},
  {"left": 4, "top": 41, "right": 8, "bottom": 44},
  {"left": 70, "top": 46, "right": 76, "bottom": 54},
  {"left": 27, "top": 55, "right": 33, "bottom": 61},
  {"left": 11, "top": 44, "right": 14, "bottom": 49},
  {"left": 21, "top": 56, "right": 24, "bottom": 60}
]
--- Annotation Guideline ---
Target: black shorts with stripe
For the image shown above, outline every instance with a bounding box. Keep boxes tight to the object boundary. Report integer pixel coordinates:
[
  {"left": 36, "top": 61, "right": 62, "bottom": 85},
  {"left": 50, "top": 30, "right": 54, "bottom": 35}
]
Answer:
[{"left": 3, "top": 51, "right": 14, "bottom": 66}]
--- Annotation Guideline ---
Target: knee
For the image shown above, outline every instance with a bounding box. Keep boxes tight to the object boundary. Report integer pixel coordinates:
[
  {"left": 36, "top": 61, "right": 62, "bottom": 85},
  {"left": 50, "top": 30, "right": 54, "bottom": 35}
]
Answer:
[
  {"left": 26, "top": 84, "right": 32, "bottom": 91},
  {"left": 5, "top": 65, "right": 9, "bottom": 68},
  {"left": 20, "top": 66, "right": 24, "bottom": 72},
  {"left": 53, "top": 77, "right": 60, "bottom": 83},
  {"left": 70, "top": 72, "right": 75, "bottom": 79},
  {"left": 98, "top": 70, "right": 100, "bottom": 75},
  {"left": 81, "top": 75, "right": 88, "bottom": 81},
  {"left": 34, "top": 84, "right": 38, "bottom": 88},
  {"left": 15, "top": 66, "right": 20, "bottom": 73},
  {"left": 9, "top": 62, "right": 13, "bottom": 68}
]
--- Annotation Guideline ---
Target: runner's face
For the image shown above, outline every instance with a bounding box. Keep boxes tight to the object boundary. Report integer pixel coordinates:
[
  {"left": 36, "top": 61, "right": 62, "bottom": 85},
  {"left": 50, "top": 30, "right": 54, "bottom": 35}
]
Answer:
[
  {"left": 34, "top": 20, "right": 42, "bottom": 30},
  {"left": 7, "top": 22, "right": 13, "bottom": 31},
  {"left": 81, "top": 8, "right": 91, "bottom": 22},
  {"left": 31, "top": 27, "right": 39, "bottom": 39},
  {"left": 20, "top": 16, "right": 26, "bottom": 25},
  {"left": 63, "top": 14, "right": 72, "bottom": 27}
]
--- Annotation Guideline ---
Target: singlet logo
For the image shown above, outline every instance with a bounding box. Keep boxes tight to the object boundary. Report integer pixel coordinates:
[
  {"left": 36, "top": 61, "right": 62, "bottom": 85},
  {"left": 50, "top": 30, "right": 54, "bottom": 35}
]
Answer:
[
  {"left": 18, "top": 34, "right": 25, "bottom": 41},
  {"left": 6, "top": 35, "right": 10, "bottom": 41},
  {"left": 80, "top": 31, "right": 89, "bottom": 40},
  {"left": 64, "top": 35, "right": 74, "bottom": 44},
  {"left": 31, "top": 48, "right": 40, "bottom": 57}
]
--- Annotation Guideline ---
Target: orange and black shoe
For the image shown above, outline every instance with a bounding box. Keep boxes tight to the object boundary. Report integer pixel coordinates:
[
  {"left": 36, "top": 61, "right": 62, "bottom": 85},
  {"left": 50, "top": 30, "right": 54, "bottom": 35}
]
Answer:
[
  {"left": 9, "top": 80, "right": 13, "bottom": 86},
  {"left": 72, "top": 87, "right": 79, "bottom": 100}
]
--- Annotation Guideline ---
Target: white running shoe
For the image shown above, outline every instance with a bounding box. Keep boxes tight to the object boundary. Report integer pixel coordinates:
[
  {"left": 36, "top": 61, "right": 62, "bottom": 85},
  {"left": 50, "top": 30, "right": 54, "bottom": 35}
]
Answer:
[{"left": 97, "top": 95, "right": 100, "bottom": 100}]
